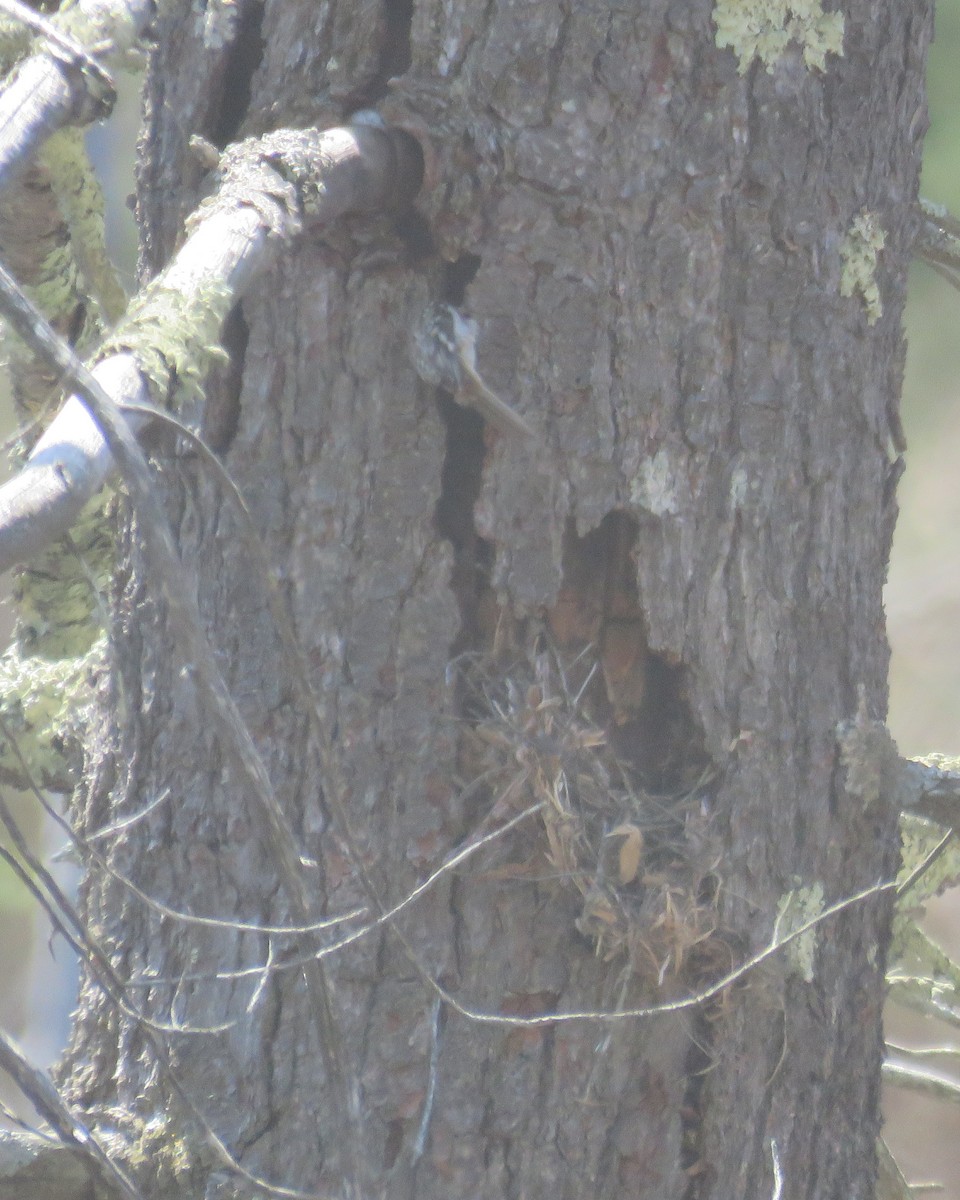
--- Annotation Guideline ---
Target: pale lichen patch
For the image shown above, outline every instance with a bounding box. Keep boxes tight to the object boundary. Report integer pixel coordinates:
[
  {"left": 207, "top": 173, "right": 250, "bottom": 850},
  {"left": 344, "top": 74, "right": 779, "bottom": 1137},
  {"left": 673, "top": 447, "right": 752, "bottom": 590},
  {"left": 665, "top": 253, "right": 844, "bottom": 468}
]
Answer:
[
  {"left": 713, "top": 0, "right": 844, "bottom": 74},
  {"left": 199, "top": 0, "right": 240, "bottom": 50},
  {"left": 630, "top": 448, "right": 681, "bottom": 517},
  {"left": 103, "top": 277, "right": 232, "bottom": 408},
  {"left": 839, "top": 211, "right": 886, "bottom": 326},
  {"left": 774, "top": 880, "right": 824, "bottom": 983}
]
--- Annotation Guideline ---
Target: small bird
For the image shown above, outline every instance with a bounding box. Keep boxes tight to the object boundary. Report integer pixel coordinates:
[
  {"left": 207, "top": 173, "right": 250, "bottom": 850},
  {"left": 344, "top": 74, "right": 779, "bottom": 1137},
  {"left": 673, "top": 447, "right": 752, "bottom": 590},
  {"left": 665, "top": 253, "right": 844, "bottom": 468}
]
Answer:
[{"left": 410, "top": 302, "right": 536, "bottom": 440}]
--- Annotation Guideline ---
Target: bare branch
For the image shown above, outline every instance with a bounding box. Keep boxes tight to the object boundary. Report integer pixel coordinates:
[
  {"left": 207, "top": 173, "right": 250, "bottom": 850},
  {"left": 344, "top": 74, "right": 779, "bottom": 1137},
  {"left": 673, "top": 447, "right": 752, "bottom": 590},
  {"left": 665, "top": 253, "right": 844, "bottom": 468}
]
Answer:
[
  {"left": 0, "top": 357, "right": 148, "bottom": 569},
  {"left": 0, "top": 1031, "right": 141, "bottom": 1200},
  {"left": 883, "top": 1060, "right": 960, "bottom": 1105},
  {"left": 0, "top": 1130, "right": 104, "bottom": 1200},
  {"left": 877, "top": 1136, "right": 927, "bottom": 1200},
  {"left": 886, "top": 1042, "right": 960, "bottom": 1068},
  {"left": 915, "top": 199, "right": 960, "bottom": 291}
]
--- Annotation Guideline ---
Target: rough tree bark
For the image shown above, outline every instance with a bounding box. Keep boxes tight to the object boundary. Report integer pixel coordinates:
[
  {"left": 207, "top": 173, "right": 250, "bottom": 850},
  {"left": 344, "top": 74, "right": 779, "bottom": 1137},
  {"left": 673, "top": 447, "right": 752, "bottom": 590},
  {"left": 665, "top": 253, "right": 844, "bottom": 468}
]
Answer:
[{"left": 51, "top": 1, "right": 931, "bottom": 1198}]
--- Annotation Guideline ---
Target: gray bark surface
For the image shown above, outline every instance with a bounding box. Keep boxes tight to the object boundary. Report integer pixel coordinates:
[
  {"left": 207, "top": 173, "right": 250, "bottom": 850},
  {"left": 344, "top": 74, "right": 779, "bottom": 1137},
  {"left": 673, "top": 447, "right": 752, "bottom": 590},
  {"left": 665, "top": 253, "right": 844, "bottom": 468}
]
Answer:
[{"left": 59, "top": 2, "right": 931, "bottom": 1198}]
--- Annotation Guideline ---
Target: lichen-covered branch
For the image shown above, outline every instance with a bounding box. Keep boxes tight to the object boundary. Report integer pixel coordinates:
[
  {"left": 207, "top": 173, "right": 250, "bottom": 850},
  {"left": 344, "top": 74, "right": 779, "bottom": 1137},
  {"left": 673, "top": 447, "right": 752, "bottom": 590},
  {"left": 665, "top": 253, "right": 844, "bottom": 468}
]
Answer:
[
  {"left": 0, "top": 125, "right": 126, "bottom": 417},
  {"left": 835, "top": 690, "right": 960, "bottom": 832},
  {"left": 0, "top": 120, "right": 422, "bottom": 576},
  {"left": 0, "top": 0, "right": 135, "bottom": 415},
  {"left": 899, "top": 753, "right": 960, "bottom": 832},
  {"left": 0, "top": 115, "right": 418, "bottom": 805},
  {"left": 0, "top": 0, "right": 151, "bottom": 191}
]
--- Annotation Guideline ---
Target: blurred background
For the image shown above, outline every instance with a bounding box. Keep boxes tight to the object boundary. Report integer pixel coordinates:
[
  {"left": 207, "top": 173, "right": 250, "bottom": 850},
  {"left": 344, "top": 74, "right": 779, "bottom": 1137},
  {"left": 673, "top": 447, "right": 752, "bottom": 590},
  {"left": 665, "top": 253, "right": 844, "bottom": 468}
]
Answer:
[
  {"left": 883, "top": 1, "right": 960, "bottom": 1192},
  {"left": 0, "top": 55, "right": 138, "bottom": 1116},
  {"left": 0, "top": 4, "right": 959, "bottom": 1192}
]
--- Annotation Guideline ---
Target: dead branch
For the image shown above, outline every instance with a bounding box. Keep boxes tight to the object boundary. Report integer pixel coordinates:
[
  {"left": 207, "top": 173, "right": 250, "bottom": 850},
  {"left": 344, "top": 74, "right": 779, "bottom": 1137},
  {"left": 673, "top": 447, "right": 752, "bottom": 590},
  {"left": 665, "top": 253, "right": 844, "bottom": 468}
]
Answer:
[{"left": 0, "top": 1032, "right": 140, "bottom": 1200}]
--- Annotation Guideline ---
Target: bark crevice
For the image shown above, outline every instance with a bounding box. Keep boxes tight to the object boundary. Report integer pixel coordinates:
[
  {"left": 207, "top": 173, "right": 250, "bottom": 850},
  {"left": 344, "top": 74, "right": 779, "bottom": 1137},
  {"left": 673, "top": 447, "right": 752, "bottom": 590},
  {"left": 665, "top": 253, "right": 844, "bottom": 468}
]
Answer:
[{"left": 209, "top": 0, "right": 265, "bottom": 148}]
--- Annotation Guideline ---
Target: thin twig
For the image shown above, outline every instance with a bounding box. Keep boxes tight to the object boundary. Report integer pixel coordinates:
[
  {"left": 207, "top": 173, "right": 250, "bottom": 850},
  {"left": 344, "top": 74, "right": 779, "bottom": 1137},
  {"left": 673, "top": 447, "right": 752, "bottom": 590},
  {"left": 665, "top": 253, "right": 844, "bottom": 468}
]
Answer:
[
  {"left": 769, "top": 1139, "right": 783, "bottom": 1200},
  {"left": 125, "top": 801, "right": 545, "bottom": 989},
  {"left": 883, "top": 1060, "right": 960, "bottom": 1104},
  {"left": 0, "top": 1026, "right": 143, "bottom": 1200},
  {"left": 416, "top": 876, "right": 896, "bottom": 1029},
  {"left": 0, "top": 0, "right": 114, "bottom": 86},
  {"left": 411, "top": 996, "right": 444, "bottom": 1164}
]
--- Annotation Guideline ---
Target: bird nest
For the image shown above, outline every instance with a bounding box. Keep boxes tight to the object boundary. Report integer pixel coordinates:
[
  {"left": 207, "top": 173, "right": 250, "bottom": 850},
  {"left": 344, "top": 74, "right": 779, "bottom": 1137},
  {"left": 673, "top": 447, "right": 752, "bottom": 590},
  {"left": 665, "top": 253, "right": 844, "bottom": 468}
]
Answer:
[{"left": 453, "top": 642, "right": 729, "bottom": 987}]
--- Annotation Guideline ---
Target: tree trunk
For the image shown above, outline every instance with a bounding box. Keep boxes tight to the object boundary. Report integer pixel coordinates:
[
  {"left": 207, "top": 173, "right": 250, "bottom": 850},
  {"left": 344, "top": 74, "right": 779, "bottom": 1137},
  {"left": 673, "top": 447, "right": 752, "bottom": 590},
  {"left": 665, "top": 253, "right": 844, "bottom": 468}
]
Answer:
[{"left": 59, "top": 2, "right": 932, "bottom": 1198}]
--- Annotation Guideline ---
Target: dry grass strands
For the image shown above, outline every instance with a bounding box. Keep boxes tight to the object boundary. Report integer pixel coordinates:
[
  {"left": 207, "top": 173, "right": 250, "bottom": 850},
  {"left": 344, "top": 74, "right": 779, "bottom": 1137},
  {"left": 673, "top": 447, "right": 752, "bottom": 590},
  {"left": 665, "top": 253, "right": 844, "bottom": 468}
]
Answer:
[{"left": 451, "top": 636, "right": 728, "bottom": 988}]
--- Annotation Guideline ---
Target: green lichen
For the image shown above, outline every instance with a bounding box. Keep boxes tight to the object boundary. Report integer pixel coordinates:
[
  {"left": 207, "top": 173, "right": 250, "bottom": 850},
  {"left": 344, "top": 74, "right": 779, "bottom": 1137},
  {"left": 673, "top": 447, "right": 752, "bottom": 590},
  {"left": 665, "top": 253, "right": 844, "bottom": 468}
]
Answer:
[
  {"left": 0, "top": 10, "right": 33, "bottom": 76},
  {"left": 0, "top": 127, "right": 117, "bottom": 419},
  {"left": 4, "top": 218, "right": 89, "bottom": 416},
  {"left": 0, "top": 495, "right": 114, "bottom": 791},
  {"left": 836, "top": 688, "right": 900, "bottom": 807},
  {"left": 774, "top": 880, "right": 824, "bottom": 983},
  {"left": 40, "top": 128, "right": 127, "bottom": 326},
  {"left": 201, "top": 0, "right": 241, "bottom": 51},
  {"left": 14, "top": 495, "right": 115, "bottom": 660},
  {"left": 714, "top": 0, "right": 845, "bottom": 74},
  {"left": 886, "top": 813, "right": 960, "bottom": 1064},
  {"left": 896, "top": 812, "right": 960, "bottom": 915},
  {"left": 56, "top": 0, "right": 149, "bottom": 74},
  {"left": 839, "top": 210, "right": 886, "bottom": 326},
  {"left": 0, "top": 634, "right": 104, "bottom": 791},
  {"left": 124, "top": 1113, "right": 196, "bottom": 1181},
  {"left": 103, "top": 277, "right": 232, "bottom": 410},
  {"left": 95, "top": 1107, "right": 204, "bottom": 1197},
  {"left": 0, "top": 6, "right": 141, "bottom": 794}
]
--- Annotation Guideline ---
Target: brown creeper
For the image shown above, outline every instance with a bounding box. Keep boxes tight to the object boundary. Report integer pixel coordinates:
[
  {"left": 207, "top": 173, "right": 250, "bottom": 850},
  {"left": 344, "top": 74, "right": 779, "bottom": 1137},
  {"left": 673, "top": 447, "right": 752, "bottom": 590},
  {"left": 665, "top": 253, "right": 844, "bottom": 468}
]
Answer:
[{"left": 410, "top": 302, "right": 535, "bottom": 439}]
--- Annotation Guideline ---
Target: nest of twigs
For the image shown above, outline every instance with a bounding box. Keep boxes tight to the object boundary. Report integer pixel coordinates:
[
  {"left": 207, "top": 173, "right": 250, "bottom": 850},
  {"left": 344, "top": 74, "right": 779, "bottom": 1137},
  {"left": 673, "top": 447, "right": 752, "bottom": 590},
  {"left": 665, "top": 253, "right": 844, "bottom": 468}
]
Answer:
[{"left": 454, "top": 642, "right": 728, "bottom": 986}]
